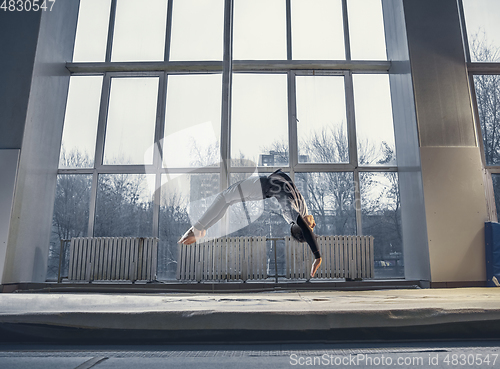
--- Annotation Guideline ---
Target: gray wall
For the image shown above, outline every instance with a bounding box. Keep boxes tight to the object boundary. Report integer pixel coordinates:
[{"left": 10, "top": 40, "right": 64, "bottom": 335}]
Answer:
[{"left": 1, "top": 2, "right": 80, "bottom": 283}]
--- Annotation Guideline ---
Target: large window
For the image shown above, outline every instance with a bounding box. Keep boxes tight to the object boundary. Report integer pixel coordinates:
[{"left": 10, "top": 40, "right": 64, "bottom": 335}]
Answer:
[
  {"left": 462, "top": 0, "right": 500, "bottom": 221},
  {"left": 47, "top": 0, "right": 402, "bottom": 281}
]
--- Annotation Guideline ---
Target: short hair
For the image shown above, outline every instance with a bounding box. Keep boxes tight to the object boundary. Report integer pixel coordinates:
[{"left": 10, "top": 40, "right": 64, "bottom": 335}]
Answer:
[{"left": 290, "top": 224, "right": 306, "bottom": 243}]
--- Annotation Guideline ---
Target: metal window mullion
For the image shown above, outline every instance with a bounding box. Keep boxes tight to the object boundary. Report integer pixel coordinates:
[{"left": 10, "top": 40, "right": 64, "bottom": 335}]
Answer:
[
  {"left": 291, "top": 164, "right": 351, "bottom": 172},
  {"left": 57, "top": 168, "right": 94, "bottom": 175},
  {"left": 288, "top": 70, "right": 298, "bottom": 180},
  {"left": 344, "top": 68, "right": 362, "bottom": 235},
  {"left": 221, "top": 0, "right": 233, "bottom": 192},
  {"left": 353, "top": 168, "right": 362, "bottom": 236},
  {"left": 457, "top": 0, "right": 471, "bottom": 63},
  {"left": 468, "top": 73, "right": 485, "bottom": 157},
  {"left": 225, "top": 164, "right": 397, "bottom": 174},
  {"left": 153, "top": 171, "right": 162, "bottom": 238},
  {"left": 342, "top": 0, "right": 351, "bottom": 61},
  {"left": 467, "top": 63, "right": 500, "bottom": 74},
  {"left": 286, "top": 0, "right": 292, "bottom": 61},
  {"left": 88, "top": 169, "right": 99, "bottom": 237},
  {"left": 484, "top": 169, "right": 498, "bottom": 222},
  {"left": 344, "top": 71, "right": 359, "bottom": 169},
  {"left": 152, "top": 73, "right": 167, "bottom": 238},
  {"left": 293, "top": 70, "right": 345, "bottom": 77},
  {"left": 357, "top": 166, "right": 398, "bottom": 172},
  {"left": 105, "top": 71, "right": 163, "bottom": 78},
  {"left": 61, "top": 165, "right": 220, "bottom": 175},
  {"left": 88, "top": 72, "right": 111, "bottom": 237},
  {"left": 469, "top": 72, "right": 498, "bottom": 221},
  {"left": 94, "top": 74, "right": 112, "bottom": 169},
  {"left": 66, "top": 60, "right": 391, "bottom": 74},
  {"left": 224, "top": 166, "right": 291, "bottom": 174},
  {"left": 105, "top": 0, "right": 117, "bottom": 63},
  {"left": 154, "top": 73, "right": 167, "bottom": 171},
  {"left": 219, "top": 0, "right": 234, "bottom": 237},
  {"left": 164, "top": 0, "right": 174, "bottom": 62},
  {"left": 93, "top": 165, "right": 156, "bottom": 174}
]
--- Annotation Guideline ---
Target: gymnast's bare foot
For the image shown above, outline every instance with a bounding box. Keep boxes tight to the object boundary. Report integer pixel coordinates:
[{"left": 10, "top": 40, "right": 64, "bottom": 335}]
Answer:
[
  {"left": 178, "top": 227, "right": 206, "bottom": 245},
  {"left": 310, "top": 257, "right": 322, "bottom": 277}
]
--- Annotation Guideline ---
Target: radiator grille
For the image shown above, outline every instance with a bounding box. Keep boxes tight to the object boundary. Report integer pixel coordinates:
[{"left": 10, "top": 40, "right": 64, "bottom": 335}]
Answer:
[
  {"left": 67, "top": 237, "right": 158, "bottom": 282},
  {"left": 177, "top": 235, "right": 374, "bottom": 282},
  {"left": 285, "top": 235, "right": 374, "bottom": 280},
  {"left": 177, "top": 237, "right": 267, "bottom": 282}
]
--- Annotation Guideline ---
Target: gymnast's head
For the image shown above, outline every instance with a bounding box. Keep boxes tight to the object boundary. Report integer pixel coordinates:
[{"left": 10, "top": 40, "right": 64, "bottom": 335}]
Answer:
[{"left": 290, "top": 215, "right": 316, "bottom": 242}]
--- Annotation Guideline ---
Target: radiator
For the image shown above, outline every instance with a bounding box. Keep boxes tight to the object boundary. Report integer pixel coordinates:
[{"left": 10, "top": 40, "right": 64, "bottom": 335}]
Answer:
[
  {"left": 285, "top": 235, "right": 374, "bottom": 280},
  {"left": 67, "top": 237, "right": 158, "bottom": 282},
  {"left": 177, "top": 237, "right": 267, "bottom": 282}
]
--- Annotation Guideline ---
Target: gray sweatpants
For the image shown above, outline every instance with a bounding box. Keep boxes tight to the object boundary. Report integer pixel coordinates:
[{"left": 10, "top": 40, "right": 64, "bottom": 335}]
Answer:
[{"left": 193, "top": 176, "right": 267, "bottom": 230}]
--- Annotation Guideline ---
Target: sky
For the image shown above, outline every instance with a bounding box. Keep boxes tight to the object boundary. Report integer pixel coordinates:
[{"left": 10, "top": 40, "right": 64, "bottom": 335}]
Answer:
[
  {"left": 462, "top": 0, "right": 500, "bottom": 61},
  {"left": 64, "top": 0, "right": 395, "bottom": 171}
]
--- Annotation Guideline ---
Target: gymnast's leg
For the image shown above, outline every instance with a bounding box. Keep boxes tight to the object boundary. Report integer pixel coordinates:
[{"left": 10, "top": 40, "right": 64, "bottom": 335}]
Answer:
[
  {"left": 178, "top": 178, "right": 262, "bottom": 244},
  {"left": 194, "top": 193, "right": 231, "bottom": 231},
  {"left": 178, "top": 193, "right": 229, "bottom": 245}
]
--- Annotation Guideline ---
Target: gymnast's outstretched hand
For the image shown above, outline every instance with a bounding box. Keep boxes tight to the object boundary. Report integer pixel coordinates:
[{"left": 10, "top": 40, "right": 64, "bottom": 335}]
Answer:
[
  {"left": 310, "top": 257, "right": 322, "bottom": 278},
  {"left": 178, "top": 226, "right": 206, "bottom": 245}
]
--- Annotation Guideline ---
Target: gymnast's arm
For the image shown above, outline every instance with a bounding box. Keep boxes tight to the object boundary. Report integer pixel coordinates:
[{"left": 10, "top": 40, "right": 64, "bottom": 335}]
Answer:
[
  {"left": 296, "top": 214, "right": 320, "bottom": 259},
  {"left": 296, "top": 214, "right": 322, "bottom": 277}
]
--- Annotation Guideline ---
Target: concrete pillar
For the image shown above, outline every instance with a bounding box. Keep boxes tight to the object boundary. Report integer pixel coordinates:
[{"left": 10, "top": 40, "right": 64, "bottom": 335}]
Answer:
[
  {"left": 403, "top": 0, "right": 487, "bottom": 284},
  {"left": 382, "top": 0, "right": 431, "bottom": 282},
  {"left": 0, "top": 10, "right": 42, "bottom": 284},
  {"left": 1, "top": 2, "right": 80, "bottom": 283}
]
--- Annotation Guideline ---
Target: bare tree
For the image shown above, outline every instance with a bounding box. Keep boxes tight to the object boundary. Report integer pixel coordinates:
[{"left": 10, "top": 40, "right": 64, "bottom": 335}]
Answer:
[
  {"left": 93, "top": 173, "right": 153, "bottom": 237},
  {"left": 47, "top": 148, "right": 93, "bottom": 279},
  {"left": 158, "top": 191, "right": 190, "bottom": 279},
  {"left": 47, "top": 149, "right": 154, "bottom": 279},
  {"left": 469, "top": 31, "right": 500, "bottom": 222}
]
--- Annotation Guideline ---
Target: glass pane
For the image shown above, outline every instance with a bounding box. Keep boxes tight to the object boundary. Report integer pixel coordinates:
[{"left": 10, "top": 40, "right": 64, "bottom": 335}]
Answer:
[
  {"left": 347, "top": 0, "right": 387, "bottom": 60},
  {"left": 295, "top": 172, "right": 356, "bottom": 235},
  {"left": 158, "top": 173, "right": 220, "bottom": 280},
  {"left": 360, "top": 172, "right": 403, "bottom": 278},
  {"left": 47, "top": 175, "right": 92, "bottom": 280},
  {"left": 94, "top": 174, "right": 155, "bottom": 237},
  {"left": 227, "top": 172, "right": 289, "bottom": 238},
  {"left": 103, "top": 78, "right": 159, "bottom": 165},
  {"left": 291, "top": 0, "right": 345, "bottom": 60},
  {"left": 59, "top": 76, "right": 103, "bottom": 168},
  {"left": 73, "top": 0, "right": 112, "bottom": 62},
  {"left": 475, "top": 75, "right": 500, "bottom": 165},
  {"left": 231, "top": 74, "right": 288, "bottom": 166},
  {"left": 169, "top": 0, "right": 224, "bottom": 61},
  {"left": 233, "top": 0, "right": 287, "bottom": 60},
  {"left": 111, "top": 0, "right": 168, "bottom": 62},
  {"left": 163, "top": 74, "right": 222, "bottom": 168},
  {"left": 296, "top": 76, "right": 348, "bottom": 163},
  {"left": 353, "top": 74, "right": 396, "bottom": 166},
  {"left": 463, "top": 0, "right": 500, "bottom": 62}
]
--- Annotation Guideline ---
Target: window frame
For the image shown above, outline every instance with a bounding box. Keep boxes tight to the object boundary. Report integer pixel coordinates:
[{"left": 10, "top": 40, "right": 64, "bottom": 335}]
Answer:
[
  {"left": 459, "top": 0, "right": 500, "bottom": 221},
  {"left": 61, "top": 0, "right": 398, "bottom": 241}
]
